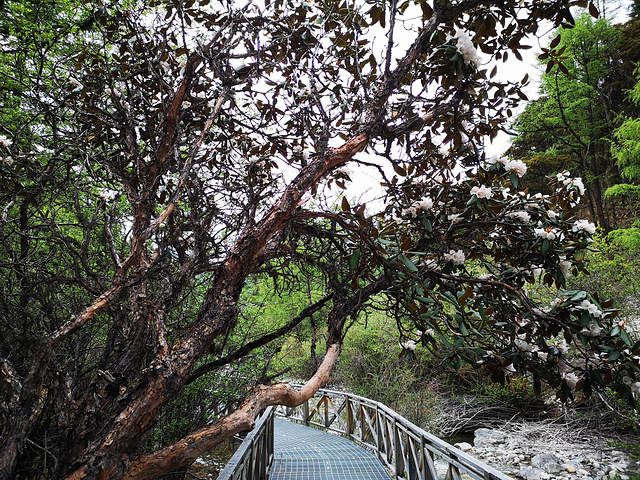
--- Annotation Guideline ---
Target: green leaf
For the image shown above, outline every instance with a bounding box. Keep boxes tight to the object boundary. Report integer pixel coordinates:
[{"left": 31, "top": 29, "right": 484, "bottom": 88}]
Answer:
[
  {"left": 399, "top": 254, "right": 418, "bottom": 272},
  {"left": 542, "top": 239, "right": 550, "bottom": 253},
  {"left": 570, "top": 291, "right": 586, "bottom": 302},
  {"left": 349, "top": 249, "right": 361, "bottom": 270},
  {"left": 510, "top": 172, "right": 519, "bottom": 188}
]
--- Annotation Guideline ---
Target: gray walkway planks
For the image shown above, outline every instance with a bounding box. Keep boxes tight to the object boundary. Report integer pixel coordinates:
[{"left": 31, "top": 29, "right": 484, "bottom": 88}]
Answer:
[{"left": 269, "top": 418, "right": 393, "bottom": 480}]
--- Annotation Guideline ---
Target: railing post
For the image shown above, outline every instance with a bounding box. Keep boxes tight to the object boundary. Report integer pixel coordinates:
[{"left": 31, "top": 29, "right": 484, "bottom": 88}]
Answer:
[
  {"left": 324, "top": 396, "right": 329, "bottom": 428},
  {"left": 303, "top": 399, "right": 309, "bottom": 425},
  {"left": 346, "top": 396, "right": 353, "bottom": 437},
  {"left": 392, "top": 418, "right": 403, "bottom": 477},
  {"left": 375, "top": 405, "right": 381, "bottom": 453}
]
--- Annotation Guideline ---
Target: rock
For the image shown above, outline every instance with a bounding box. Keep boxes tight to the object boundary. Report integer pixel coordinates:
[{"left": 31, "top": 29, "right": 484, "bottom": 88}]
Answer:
[
  {"left": 454, "top": 441, "right": 473, "bottom": 452},
  {"left": 564, "top": 464, "right": 576, "bottom": 473},
  {"left": 531, "top": 454, "right": 563, "bottom": 473},
  {"left": 518, "top": 466, "right": 546, "bottom": 480},
  {"left": 474, "top": 428, "right": 508, "bottom": 447}
]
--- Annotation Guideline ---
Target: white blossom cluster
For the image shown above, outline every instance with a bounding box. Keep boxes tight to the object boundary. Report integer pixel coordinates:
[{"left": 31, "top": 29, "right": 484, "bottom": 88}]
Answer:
[
  {"left": 470, "top": 185, "right": 492, "bottom": 199},
  {"left": 0, "top": 136, "right": 13, "bottom": 166},
  {"left": 444, "top": 249, "right": 465, "bottom": 265},
  {"left": 402, "top": 196, "right": 434, "bottom": 217},
  {"left": 534, "top": 226, "right": 559, "bottom": 241},
  {"left": 573, "top": 219, "right": 596, "bottom": 234},
  {"left": 452, "top": 30, "right": 481, "bottom": 68},
  {"left": 485, "top": 156, "right": 527, "bottom": 177},
  {"left": 579, "top": 299, "right": 602, "bottom": 318},
  {"left": 400, "top": 340, "right": 417, "bottom": 351},
  {"left": 507, "top": 211, "right": 531, "bottom": 223},
  {"left": 623, "top": 376, "right": 640, "bottom": 397},
  {"left": 556, "top": 171, "right": 586, "bottom": 195}
]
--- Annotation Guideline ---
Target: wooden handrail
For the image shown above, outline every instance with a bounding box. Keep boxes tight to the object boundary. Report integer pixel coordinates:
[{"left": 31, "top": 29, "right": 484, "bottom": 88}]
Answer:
[{"left": 275, "top": 387, "right": 513, "bottom": 480}]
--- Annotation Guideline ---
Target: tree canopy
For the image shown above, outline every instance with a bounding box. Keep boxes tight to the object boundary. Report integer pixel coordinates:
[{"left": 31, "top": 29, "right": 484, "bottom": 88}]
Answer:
[{"left": 1, "top": 1, "right": 638, "bottom": 479}]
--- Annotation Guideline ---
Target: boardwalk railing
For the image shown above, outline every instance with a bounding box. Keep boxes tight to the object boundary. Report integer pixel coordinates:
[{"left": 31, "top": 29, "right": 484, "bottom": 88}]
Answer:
[
  {"left": 274, "top": 387, "right": 512, "bottom": 480},
  {"left": 216, "top": 406, "right": 275, "bottom": 480}
]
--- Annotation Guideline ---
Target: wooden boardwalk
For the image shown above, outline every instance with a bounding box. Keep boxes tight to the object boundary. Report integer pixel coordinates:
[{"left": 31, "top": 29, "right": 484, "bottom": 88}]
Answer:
[{"left": 269, "top": 418, "right": 393, "bottom": 480}]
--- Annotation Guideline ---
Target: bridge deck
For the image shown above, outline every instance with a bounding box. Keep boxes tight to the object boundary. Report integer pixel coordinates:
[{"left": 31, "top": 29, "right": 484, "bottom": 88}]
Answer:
[{"left": 269, "top": 418, "right": 393, "bottom": 480}]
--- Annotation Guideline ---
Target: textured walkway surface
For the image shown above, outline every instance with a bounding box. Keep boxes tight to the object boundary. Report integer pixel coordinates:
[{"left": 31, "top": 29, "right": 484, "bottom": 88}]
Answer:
[{"left": 269, "top": 418, "right": 393, "bottom": 480}]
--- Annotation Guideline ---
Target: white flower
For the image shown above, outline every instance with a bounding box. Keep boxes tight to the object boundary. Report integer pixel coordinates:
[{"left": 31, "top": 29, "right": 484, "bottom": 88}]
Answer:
[
  {"left": 400, "top": 340, "right": 417, "bottom": 351},
  {"left": 470, "top": 185, "right": 492, "bottom": 199},
  {"left": 559, "top": 260, "right": 572, "bottom": 277},
  {"left": 452, "top": 30, "right": 481, "bottom": 68},
  {"left": 538, "top": 352, "right": 548, "bottom": 361},
  {"left": 415, "top": 197, "right": 434, "bottom": 211},
  {"left": 573, "top": 219, "right": 596, "bottom": 234},
  {"left": 2, "top": 156, "right": 13, "bottom": 166},
  {"left": 504, "top": 159, "right": 527, "bottom": 177},
  {"left": 182, "top": 101, "right": 191, "bottom": 108},
  {"left": 534, "top": 227, "right": 558, "bottom": 241},
  {"left": 444, "top": 249, "right": 465, "bottom": 265},
  {"left": 292, "top": 145, "right": 303, "bottom": 154},
  {"left": 631, "top": 382, "right": 640, "bottom": 395},
  {"left": 0, "top": 135, "right": 12, "bottom": 148},
  {"left": 563, "top": 372, "right": 580, "bottom": 389},
  {"left": 547, "top": 210, "right": 558, "bottom": 219},
  {"left": 402, "top": 206, "right": 418, "bottom": 218},
  {"left": 618, "top": 319, "right": 627, "bottom": 329},
  {"left": 581, "top": 321, "right": 603, "bottom": 336},
  {"left": 478, "top": 273, "right": 491, "bottom": 281},
  {"left": 579, "top": 299, "right": 602, "bottom": 318},
  {"left": 507, "top": 211, "right": 531, "bottom": 223},
  {"left": 484, "top": 155, "right": 500, "bottom": 166},
  {"left": 552, "top": 340, "right": 569, "bottom": 354},
  {"left": 563, "top": 176, "right": 585, "bottom": 195},
  {"left": 448, "top": 213, "right": 462, "bottom": 224},
  {"left": 207, "top": 99, "right": 217, "bottom": 108},
  {"left": 424, "top": 328, "right": 435, "bottom": 336},
  {"left": 515, "top": 338, "right": 534, "bottom": 352}
]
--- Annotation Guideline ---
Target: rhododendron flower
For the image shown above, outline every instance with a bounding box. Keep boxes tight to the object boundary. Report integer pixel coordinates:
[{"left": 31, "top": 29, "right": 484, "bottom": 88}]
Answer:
[
  {"left": 448, "top": 213, "right": 462, "bottom": 223},
  {"left": 579, "top": 299, "right": 602, "bottom": 317},
  {"left": 507, "top": 211, "right": 531, "bottom": 223},
  {"left": 470, "top": 185, "right": 492, "bottom": 199},
  {"left": 400, "top": 340, "right": 417, "bottom": 351},
  {"left": 563, "top": 372, "right": 579, "bottom": 389},
  {"left": 563, "top": 176, "right": 585, "bottom": 195},
  {"left": 452, "top": 30, "right": 480, "bottom": 68},
  {"left": 444, "top": 249, "right": 465, "bottom": 265},
  {"left": 402, "top": 206, "right": 418, "bottom": 218},
  {"left": 559, "top": 259, "right": 572, "bottom": 277},
  {"left": 573, "top": 219, "right": 596, "bottom": 234},
  {"left": 581, "top": 322, "right": 603, "bottom": 336},
  {"left": 0, "top": 135, "right": 12, "bottom": 148},
  {"left": 547, "top": 210, "right": 558, "bottom": 219},
  {"left": 415, "top": 196, "right": 433, "bottom": 211},
  {"left": 504, "top": 159, "right": 527, "bottom": 177},
  {"left": 534, "top": 227, "right": 558, "bottom": 241}
]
